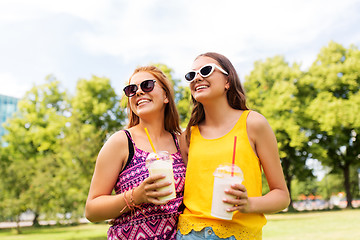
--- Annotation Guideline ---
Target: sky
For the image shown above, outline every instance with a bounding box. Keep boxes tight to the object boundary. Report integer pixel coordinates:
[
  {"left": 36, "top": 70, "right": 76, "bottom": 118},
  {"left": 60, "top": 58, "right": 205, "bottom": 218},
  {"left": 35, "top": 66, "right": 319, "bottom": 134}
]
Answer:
[{"left": 1, "top": 0, "right": 360, "bottom": 99}]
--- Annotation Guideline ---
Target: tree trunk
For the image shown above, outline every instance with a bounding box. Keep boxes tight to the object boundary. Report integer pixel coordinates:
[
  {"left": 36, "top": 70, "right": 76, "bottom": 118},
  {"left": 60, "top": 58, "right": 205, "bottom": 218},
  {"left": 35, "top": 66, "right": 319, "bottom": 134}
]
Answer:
[
  {"left": 343, "top": 163, "right": 353, "bottom": 208},
  {"left": 15, "top": 215, "right": 22, "bottom": 234},
  {"left": 285, "top": 173, "right": 294, "bottom": 211},
  {"left": 32, "top": 212, "right": 40, "bottom": 227}
]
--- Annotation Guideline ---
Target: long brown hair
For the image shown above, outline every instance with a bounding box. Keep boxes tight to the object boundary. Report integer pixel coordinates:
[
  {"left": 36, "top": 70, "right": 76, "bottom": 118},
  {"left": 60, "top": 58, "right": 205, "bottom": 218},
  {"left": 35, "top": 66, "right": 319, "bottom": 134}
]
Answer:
[
  {"left": 185, "top": 52, "right": 248, "bottom": 144},
  {"left": 126, "top": 65, "right": 181, "bottom": 135}
]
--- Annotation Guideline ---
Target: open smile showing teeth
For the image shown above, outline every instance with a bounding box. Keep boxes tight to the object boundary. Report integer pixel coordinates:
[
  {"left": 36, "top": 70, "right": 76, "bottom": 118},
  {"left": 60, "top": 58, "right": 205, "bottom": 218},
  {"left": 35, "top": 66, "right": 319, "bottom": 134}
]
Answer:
[
  {"left": 137, "top": 99, "right": 151, "bottom": 106},
  {"left": 195, "top": 85, "right": 209, "bottom": 91}
]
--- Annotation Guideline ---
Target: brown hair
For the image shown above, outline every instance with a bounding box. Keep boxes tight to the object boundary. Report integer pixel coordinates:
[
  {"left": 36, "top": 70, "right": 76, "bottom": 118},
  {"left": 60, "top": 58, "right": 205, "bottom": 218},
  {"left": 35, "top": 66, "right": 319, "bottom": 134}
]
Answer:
[
  {"left": 185, "top": 52, "right": 248, "bottom": 144},
  {"left": 126, "top": 65, "right": 181, "bottom": 134}
]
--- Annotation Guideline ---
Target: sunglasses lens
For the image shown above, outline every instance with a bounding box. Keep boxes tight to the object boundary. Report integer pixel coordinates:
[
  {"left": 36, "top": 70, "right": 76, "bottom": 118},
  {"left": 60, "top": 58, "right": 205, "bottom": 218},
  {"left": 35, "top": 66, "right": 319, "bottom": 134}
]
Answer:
[
  {"left": 123, "top": 85, "right": 137, "bottom": 97},
  {"left": 185, "top": 72, "right": 195, "bottom": 81},
  {"left": 200, "top": 65, "right": 213, "bottom": 77},
  {"left": 124, "top": 80, "right": 155, "bottom": 97},
  {"left": 141, "top": 80, "right": 155, "bottom": 92}
]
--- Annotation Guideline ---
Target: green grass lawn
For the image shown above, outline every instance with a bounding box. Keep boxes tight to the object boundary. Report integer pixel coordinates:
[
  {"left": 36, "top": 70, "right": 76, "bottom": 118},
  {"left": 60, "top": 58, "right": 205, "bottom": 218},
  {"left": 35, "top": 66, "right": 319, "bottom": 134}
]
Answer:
[
  {"left": 0, "top": 223, "right": 109, "bottom": 240},
  {"left": 263, "top": 208, "right": 360, "bottom": 240},
  {"left": 0, "top": 209, "right": 359, "bottom": 239}
]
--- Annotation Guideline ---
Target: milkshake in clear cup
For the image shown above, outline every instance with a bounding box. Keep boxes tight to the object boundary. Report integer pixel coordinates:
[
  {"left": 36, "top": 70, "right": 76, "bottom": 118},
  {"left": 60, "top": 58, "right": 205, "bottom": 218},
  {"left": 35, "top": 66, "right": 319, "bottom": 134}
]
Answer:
[
  {"left": 146, "top": 151, "right": 176, "bottom": 201},
  {"left": 211, "top": 164, "right": 244, "bottom": 220}
]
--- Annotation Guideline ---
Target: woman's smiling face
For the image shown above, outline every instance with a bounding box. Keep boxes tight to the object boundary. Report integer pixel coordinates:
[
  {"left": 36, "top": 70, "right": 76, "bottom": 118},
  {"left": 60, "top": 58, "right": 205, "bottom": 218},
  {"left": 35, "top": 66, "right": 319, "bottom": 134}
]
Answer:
[
  {"left": 190, "top": 56, "right": 229, "bottom": 103},
  {"left": 128, "top": 71, "right": 168, "bottom": 117}
]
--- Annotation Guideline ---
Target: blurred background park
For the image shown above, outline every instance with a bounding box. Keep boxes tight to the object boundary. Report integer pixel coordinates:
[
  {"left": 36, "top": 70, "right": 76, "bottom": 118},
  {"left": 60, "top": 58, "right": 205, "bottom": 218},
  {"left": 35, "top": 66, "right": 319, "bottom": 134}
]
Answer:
[{"left": 1, "top": 0, "right": 360, "bottom": 239}]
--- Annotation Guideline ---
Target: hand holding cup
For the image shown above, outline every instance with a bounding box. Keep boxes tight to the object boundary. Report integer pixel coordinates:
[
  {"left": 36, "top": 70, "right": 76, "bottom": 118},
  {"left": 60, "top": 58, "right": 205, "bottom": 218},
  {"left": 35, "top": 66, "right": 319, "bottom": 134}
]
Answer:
[{"left": 145, "top": 151, "right": 176, "bottom": 203}]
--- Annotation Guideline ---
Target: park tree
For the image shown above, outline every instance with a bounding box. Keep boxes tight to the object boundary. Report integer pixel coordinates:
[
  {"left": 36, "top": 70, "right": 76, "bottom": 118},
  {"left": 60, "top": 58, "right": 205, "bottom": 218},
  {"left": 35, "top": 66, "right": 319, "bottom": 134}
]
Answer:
[
  {"left": 71, "top": 75, "right": 125, "bottom": 138},
  {"left": 299, "top": 41, "right": 360, "bottom": 208},
  {"left": 0, "top": 75, "right": 126, "bottom": 229},
  {"left": 244, "top": 56, "right": 314, "bottom": 208},
  {"left": 176, "top": 86, "right": 191, "bottom": 128},
  {"left": 0, "top": 138, "right": 30, "bottom": 233},
  {"left": 0, "top": 76, "right": 68, "bottom": 230},
  {"left": 317, "top": 173, "right": 345, "bottom": 200},
  {"left": 56, "top": 75, "right": 125, "bottom": 217},
  {"left": 291, "top": 178, "right": 319, "bottom": 200}
]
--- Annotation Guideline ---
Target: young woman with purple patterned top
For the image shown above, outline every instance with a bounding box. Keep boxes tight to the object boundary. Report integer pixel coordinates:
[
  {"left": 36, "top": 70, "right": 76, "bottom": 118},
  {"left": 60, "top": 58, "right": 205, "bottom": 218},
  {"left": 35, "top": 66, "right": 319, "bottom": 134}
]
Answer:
[{"left": 85, "top": 66, "right": 186, "bottom": 240}]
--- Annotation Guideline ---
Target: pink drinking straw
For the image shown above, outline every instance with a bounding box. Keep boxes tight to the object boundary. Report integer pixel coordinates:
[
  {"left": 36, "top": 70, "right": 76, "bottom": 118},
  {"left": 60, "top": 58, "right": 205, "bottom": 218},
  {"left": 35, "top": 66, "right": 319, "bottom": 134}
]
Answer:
[{"left": 232, "top": 136, "right": 237, "bottom": 176}]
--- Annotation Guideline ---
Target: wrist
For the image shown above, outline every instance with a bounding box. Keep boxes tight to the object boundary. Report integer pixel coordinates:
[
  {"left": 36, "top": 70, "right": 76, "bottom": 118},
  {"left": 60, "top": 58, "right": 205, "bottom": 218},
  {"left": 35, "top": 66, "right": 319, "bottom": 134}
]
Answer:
[
  {"left": 131, "top": 186, "right": 142, "bottom": 205},
  {"left": 242, "top": 197, "right": 252, "bottom": 213},
  {"left": 118, "top": 191, "right": 130, "bottom": 214}
]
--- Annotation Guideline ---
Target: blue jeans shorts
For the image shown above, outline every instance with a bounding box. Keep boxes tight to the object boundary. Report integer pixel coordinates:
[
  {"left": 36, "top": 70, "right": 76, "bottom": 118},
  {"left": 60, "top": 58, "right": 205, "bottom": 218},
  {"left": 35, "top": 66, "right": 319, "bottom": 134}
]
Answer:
[{"left": 176, "top": 227, "right": 236, "bottom": 240}]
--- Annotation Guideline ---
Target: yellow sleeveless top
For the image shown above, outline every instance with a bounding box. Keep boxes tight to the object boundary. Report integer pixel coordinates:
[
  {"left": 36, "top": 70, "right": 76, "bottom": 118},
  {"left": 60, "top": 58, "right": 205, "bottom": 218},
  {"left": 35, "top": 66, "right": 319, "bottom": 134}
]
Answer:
[{"left": 178, "top": 110, "right": 266, "bottom": 239}]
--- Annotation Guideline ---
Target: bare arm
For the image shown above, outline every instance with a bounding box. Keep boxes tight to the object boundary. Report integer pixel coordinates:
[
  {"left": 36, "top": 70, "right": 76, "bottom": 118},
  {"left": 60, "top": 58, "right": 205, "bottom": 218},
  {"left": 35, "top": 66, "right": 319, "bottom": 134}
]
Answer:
[
  {"left": 85, "top": 131, "right": 172, "bottom": 222},
  {"left": 226, "top": 111, "right": 290, "bottom": 214},
  {"left": 179, "top": 131, "right": 189, "bottom": 166},
  {"left": 84, "top": 131, "right": 128, "bottom": 222}
]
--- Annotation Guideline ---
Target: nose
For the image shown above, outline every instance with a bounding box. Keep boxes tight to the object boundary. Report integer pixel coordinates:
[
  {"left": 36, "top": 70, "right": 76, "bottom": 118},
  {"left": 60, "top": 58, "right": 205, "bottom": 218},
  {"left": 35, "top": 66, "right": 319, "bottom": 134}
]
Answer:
[
  {"left": 192, "top": 72, "right": 203, "bottom": 83},
  {"left": 135, "top": 84, "right": 144, "bottom": 96},
  {"left": 135, "top": 88, "right": 144, "bottom": 96}
]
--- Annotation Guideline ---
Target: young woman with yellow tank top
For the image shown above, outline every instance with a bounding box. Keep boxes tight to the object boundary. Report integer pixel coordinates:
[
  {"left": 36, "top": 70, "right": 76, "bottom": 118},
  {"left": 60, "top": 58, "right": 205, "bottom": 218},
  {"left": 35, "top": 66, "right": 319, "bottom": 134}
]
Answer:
[{"left": 177, "top": 52, "right": 290, "bottom": 240}]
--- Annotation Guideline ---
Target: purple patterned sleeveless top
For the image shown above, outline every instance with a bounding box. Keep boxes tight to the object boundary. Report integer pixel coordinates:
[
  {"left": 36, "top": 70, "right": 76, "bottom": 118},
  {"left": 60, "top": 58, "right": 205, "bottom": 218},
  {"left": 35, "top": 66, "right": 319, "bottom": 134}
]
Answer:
[{"left": 107, "top": 130, "right": 186, "bottom": 240}]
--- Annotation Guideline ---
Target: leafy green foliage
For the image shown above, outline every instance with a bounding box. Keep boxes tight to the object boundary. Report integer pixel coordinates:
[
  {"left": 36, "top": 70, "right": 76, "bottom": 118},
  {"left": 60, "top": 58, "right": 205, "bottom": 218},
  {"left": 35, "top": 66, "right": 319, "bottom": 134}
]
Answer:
[
  {"left": 246, "top": 42, "right": 360, "bottom": 207},
  {"left": 0, "top": 76, "right": 68, "bottom": 225},
  {"left": 0, "top": 75, "right": 126, "bottom": 225},
  {"left": 245, "top": 55, "right": 314, "bottom": 207},
  {"left": 301, "top": 41, "right": 360, "bottom": 207}
]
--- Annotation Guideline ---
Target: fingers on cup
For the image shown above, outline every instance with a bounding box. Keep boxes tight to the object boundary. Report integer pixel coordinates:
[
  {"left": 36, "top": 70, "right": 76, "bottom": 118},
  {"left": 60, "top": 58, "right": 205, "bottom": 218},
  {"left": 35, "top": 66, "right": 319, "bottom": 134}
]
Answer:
[
  {"left": 148, "top": 174, "right": 166, "bottom": 183},
  {"left": 145, "top": 181, "right": 173, "bottom": 196},
  {"left": 224, "top": 188, "right": 243, "bottom": 199},
  {"left": 231, "top": 183, "right": 246, "bottom": 191},
  {"left": 147, "top": 188, "right": 173, "bottom": 205},
  {"left": 223, "top": 196, "right": 238, "bottom": 205},
  {"left": 145, "top": 175, "right": 169, "bottom": 189}
]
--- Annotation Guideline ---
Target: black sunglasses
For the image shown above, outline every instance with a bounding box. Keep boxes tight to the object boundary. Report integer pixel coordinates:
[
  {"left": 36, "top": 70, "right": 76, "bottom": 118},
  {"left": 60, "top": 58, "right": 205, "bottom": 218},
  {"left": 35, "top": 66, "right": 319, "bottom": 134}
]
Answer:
[
  {"left": 123, "top": 79, "right": 156, "bottom": 97},
  {"left": 184, "top": 63, "right": 228, "bottom": 82}
]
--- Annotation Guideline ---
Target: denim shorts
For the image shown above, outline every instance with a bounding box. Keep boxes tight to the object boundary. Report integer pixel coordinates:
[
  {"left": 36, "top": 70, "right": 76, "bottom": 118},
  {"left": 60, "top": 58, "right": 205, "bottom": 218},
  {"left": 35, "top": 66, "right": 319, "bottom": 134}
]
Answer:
[{"left": 176, "top": 227, "right": 236, "bottom": 240}]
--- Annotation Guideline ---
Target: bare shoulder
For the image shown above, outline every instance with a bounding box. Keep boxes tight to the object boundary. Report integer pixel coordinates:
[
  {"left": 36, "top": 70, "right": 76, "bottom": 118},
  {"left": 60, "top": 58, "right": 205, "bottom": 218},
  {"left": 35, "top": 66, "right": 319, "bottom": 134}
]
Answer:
[
  {"left": 98, "top": 130, "right": 129, "bottom": 161},
  {"left": 246, "top": 111, "right": 273, "bottom": 141},
  {"left": 247, "top": 111, "right": 270, "bottom": 130},
  {"left": 105, "top": 130, "right": 128, "bottom": 146}
]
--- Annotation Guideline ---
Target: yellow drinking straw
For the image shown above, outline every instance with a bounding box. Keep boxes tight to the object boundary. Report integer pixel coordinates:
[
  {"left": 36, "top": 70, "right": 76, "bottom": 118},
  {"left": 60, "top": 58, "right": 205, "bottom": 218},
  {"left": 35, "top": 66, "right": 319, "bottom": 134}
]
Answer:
[{"left": 144, "top": 128, "right": 157, "bottom": 153}]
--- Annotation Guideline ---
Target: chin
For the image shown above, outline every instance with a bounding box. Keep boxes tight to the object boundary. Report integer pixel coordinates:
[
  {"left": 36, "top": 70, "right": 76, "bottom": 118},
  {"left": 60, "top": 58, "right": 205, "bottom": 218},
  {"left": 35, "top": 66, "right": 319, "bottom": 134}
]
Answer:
[{"left": 193, "top": 93, "right": 207, "bottom": 103}]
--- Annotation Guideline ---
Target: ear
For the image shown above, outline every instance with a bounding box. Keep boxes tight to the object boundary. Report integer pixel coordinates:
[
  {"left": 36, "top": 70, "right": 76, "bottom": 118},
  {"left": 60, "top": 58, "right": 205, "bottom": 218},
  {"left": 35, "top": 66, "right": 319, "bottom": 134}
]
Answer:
[{"left": 225, "top": 81, "right": 230, "bottom": 90}]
